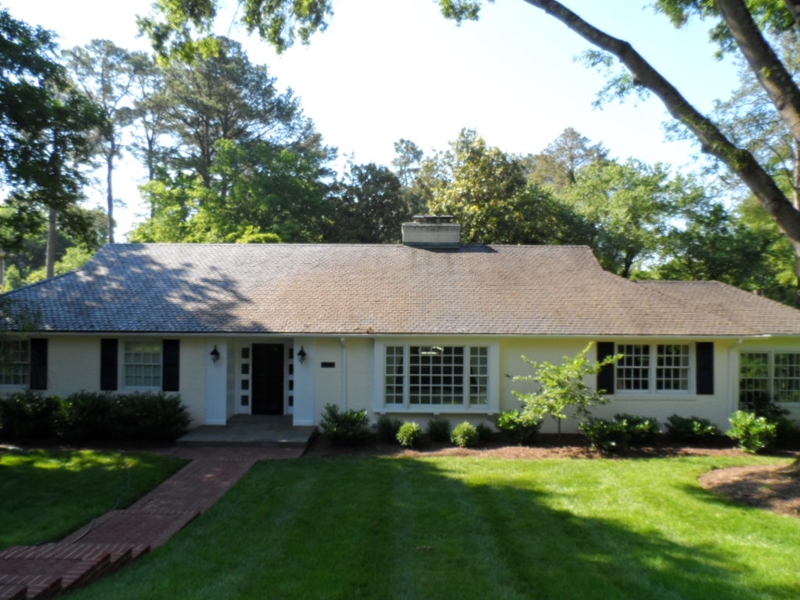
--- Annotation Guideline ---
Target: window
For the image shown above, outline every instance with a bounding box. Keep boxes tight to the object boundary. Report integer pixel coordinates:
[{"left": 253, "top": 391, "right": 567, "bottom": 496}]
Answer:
[
  {"left": 615, "top": 344, "right": 690, "bottom": 393},
  {"left": 740, "top": 351, "right": 800, "bottom": 404},
  {"left": 655, "top": 345, "right": 690, "bottom": 391},
  {"left": 382, "top": 345, "right": 492, "bottom": 409},
  {"left": 124, "top": 341, "right": 162, "bottom": 388},
  {"left": 0, "top": 340, "right": 28, "bottom": 386}
]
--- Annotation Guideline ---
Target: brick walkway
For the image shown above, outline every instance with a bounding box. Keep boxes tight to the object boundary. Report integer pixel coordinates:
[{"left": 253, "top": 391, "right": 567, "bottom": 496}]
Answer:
[{"left": 0, "top": 446, "right": 303, "bottom": 600}]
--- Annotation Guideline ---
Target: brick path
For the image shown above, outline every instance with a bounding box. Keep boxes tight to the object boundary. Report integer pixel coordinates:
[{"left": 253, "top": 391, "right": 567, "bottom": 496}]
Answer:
[{"left": 0, "top": 446, "right": 303, "bottom": 600}]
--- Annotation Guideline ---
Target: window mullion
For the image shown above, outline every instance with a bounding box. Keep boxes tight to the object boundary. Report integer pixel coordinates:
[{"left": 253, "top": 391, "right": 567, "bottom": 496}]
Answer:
[
  {"left": 403, "top": 346, "right": 410, "bottom": 408},
  {"left": 463, "top": 345, "right": 470, "bottom": 408}
]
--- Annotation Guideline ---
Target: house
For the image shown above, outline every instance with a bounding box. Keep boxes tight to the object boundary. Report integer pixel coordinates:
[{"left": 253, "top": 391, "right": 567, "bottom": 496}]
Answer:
[{"left": 2, "top": 216, "right": 800, "bottom": 432}]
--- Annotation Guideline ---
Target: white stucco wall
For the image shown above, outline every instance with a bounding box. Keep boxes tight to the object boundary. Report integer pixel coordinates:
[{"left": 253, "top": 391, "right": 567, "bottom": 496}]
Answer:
[
  {"left": 47, "top": 336, "right": 101, "bottom": 396},
  {"left": 38, "top": 335, "right": 210, "bottom": 428},
  {"left": 18, "top": 333, "right": 800, "bottom": 431}
]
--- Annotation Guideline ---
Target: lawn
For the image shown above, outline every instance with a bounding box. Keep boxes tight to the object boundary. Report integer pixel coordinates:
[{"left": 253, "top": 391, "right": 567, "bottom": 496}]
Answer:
[
  {"left": 60, "top": 454, "right": 800, "bottom": 600},
  {"left": 0, "top": 448, "right": 186, "bottom": 548}
]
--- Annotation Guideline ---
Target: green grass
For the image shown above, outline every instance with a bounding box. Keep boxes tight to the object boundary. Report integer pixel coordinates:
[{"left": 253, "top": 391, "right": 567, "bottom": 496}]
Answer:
[
  {"left": 0, "top": 448, "right": 186, "bottom": 548},
  {"left": 64, "top": 455, "right": 799, "bottom": 600}
]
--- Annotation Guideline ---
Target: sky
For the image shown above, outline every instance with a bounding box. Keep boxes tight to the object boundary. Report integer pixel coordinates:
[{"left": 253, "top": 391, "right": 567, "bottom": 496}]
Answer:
[{"left": 2, "top": 0, "right": 742, "bottom": 238}]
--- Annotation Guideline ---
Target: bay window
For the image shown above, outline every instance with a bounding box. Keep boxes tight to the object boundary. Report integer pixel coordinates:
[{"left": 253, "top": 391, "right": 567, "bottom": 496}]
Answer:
[{"left": 381, "top": 344, "right": 494, "bottom": 410}]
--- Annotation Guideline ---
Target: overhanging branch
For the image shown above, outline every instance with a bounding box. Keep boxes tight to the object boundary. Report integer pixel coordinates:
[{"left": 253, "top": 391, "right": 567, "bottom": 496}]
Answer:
[{"left": 521, "top": 0, "right": 800, "bottom": 244}]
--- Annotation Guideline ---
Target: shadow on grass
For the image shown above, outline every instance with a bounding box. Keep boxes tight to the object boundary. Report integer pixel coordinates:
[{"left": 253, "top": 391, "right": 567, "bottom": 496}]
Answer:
[
  {"left": 0, "top": 449, "right": 185, "bottom": 549},
  {"left": 62, "top": 455, "right": 799, "bottom": 600}
]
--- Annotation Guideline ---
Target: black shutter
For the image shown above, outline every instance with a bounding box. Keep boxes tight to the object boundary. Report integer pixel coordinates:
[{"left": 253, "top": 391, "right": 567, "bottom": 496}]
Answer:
[
  {"left": 597, "top": 342, "right": 615, "bottom": 395},
  {"left": 696, "top": 342, "right": 714, "bottom": 395},
  {"left": 29, "top": 338, "right": 48, "bottom": 390},
  {"left": 162, "top": 339, "right": 180, "bottom": 392},
  {"left": 100, "top": 339, "right": 118, "bottom": 391}
]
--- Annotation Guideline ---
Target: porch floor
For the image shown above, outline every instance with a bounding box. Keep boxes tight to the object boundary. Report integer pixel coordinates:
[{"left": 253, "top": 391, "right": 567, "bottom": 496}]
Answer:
[{"left": 177, "top": 415, "right": 317, "bottom": 449}]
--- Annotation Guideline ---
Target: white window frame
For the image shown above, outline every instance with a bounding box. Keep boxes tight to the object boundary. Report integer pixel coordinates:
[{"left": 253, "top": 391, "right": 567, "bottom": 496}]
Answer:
[
  {"left": 122, "top": 340, "right": 162, "bottom": 390},
  {"left": 615, "top": 343, "right": 693, "bottom": 396},
  {"left": 740, "top": 350, "right": 800, "bottom": 404},
  {"left": 374, "top": 341, "right": 499, "bottom": 413},
  {"left": 0, "top": 339, "right": 29, "bottom": 387}
]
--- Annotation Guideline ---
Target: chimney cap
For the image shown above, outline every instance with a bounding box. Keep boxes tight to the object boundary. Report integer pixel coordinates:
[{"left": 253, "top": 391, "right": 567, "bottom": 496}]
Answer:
[
  {"left": 412, "top": 215, "right": 454, "bottom": 224},
  {"left": 402, "top": 215, "right": 461, "bottom": 248}
]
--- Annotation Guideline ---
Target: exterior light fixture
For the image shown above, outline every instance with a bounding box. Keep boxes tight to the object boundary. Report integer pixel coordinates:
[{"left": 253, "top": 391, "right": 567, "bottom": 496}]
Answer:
[
  {"left": 297, "top": 346, "right": 307, "bottom": 364},
  {"left": 419, "top": 346, "right": 444, "bottom": 356},
  {"left": 210, "top": 345, "right": 220, "bottom": 363}
]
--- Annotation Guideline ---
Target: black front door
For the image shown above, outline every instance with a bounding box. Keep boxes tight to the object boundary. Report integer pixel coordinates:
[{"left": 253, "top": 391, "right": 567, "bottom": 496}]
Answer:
[{"left": 251, "top": 344, "right": 285, "bottom": 415}]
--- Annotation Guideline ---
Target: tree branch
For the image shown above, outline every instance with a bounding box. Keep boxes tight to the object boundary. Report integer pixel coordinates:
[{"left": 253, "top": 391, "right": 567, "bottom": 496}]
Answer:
[
  {"left": 783, "top": 0, "right": 800, "bottom": 29},
  {"left": 715, "top": 0, "right": 800, "bottom": 146},
  {"left": 521, "top": 0, "right": 800, "bottom": 246}
]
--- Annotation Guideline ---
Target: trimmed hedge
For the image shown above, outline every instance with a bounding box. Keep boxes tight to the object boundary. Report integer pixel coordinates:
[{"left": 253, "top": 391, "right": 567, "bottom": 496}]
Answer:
[
  {"left": 0, "top": 391, "right": 59, "bottom": 441},
  {"left": 0, "top": 390, "right": 190, "bottom": 442}
]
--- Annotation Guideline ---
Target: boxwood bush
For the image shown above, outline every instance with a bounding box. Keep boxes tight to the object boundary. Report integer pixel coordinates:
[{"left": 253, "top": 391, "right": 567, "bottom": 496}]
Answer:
[
  {"left": 426, "top": 417, "right": 451, "bottom": 443},
  {"left": 1, "top": 390, "right": 190, "bottom": 443},
  {"left": 580, "top": 414, "right": 660, "bottom": 453},
  {"left": 0, "top": 391, "right": 59, "bottom": 441},
  {"left": 665, "top": 415, "right": 721, "bottom": 444},
  {"left": 451, "top": 421, "right": 479, "bottom": 448},
  {"left": 376, "top": 415, "right": 403, "bottom": 443},
  {"left": 496, "top": 410, "right": 541, "bottom": 446},
  {"left": 397, "top": 422, "right": 423, "bottom": 448}
]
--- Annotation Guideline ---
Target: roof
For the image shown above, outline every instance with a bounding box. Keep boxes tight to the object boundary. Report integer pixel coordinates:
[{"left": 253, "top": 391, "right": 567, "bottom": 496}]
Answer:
[{"left": 3, "top": 243, "right": 800, "bottom": 337}]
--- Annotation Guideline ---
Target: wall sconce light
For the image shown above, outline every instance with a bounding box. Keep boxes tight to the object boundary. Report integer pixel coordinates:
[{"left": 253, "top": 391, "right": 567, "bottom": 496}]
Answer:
[
  {"left": 210, "top": 345, "right": 220, "bottom": 363},
  {"left": 297, "top": 346, "right": 307, "bottom": 364}
]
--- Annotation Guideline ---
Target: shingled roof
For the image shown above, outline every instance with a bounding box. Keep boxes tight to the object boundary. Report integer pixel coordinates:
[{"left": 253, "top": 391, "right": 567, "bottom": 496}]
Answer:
[{"left": 3, "top": 243, "right": 800, "bottom": 337}]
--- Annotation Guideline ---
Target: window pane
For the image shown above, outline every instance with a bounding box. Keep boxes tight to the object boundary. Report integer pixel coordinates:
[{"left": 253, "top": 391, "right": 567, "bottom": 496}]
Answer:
[
  {"left": 469, "top": 347, "right": 488, "bottom": 405},
  {"left": 656, "top": 345, "right": 689, "bottom": 391},
  {"left": 124, "top": 341, "right": 162, "bottom": 388},
  {"left": 0, "top": 340, "right": 30, "bottom": 386},
  {"left": 384, "top": 347, "right": 404, "bottom": 404},
  {"left": 774, "top": 353, "right": 800, "bottom": 403},
  {"left": 616, "top": 345, "right": 650, "bottom": 390},
  {"left": 739, "top": 353, "right": 770, "bottom": 405},
  {"left": 409, "top": 346, "right": 465, "bottom": 405}
]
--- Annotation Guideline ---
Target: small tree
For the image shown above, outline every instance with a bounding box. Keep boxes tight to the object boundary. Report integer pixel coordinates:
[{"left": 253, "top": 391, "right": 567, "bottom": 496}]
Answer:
[{"left": 511, "top": 343, "right": 621, "bottom": 441}]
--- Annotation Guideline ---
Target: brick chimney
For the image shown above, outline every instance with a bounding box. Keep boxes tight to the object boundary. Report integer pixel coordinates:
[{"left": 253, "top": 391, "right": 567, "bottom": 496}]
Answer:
[{"left": 401, "top": 215, "right": 461, "bottom": 248}]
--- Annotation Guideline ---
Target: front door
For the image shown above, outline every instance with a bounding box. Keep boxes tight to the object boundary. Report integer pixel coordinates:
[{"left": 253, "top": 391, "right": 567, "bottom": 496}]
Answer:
[{"left": 251, "top": 344, "right": 285, "bottom": 415}]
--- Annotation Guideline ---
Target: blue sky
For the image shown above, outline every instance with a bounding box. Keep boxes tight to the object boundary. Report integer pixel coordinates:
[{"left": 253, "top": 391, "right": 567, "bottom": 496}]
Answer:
[{"left": 3, "top": 0, "right": 741, "bottom": 237}]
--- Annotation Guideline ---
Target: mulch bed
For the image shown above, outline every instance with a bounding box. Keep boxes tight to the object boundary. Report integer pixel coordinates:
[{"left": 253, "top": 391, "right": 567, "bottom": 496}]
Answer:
[{"left": 304, "top": 434, "right": 800, "bottom": 518}]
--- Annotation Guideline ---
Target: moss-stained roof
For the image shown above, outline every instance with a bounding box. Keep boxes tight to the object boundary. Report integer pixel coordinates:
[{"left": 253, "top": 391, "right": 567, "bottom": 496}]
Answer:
[{"left": 3, "top": 243, "right": 800, "bottom": 337}]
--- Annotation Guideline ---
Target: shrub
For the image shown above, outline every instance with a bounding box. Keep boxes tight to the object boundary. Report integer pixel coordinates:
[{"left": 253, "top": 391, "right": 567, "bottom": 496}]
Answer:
[
  {"left": 579, "top": 417, "right": 630, "bottom": 453},
  {"left": 773, "top": 416, "right": 800, "bottom": 447},
  {"left": 55, "top": 391, "right": 191, "bottom": 442},
  {"left": 496, "top": 410, "right": 541, "bottom": 445},
  {"left": 511, "top": 343, "right": 621, "bottom": 439},
  {"left": 426, "top": 417, "right": 451, "bottom": 443},
  {"left": 376, "top": 415, "right": 403, "bottom": 443},
  {"left": 397, "top": 422, "right": 423, "bottom": 448},
  {"left": 728, "top": 410, "right": 777, "bottom": 454},
  {"left": 579, "top": 414, "right": 659, "bottom": 453},
  {"left": 665, "top": 415, "right": 721, "bottom": 444},
  {"left": 55, "top": 391, "right": 116, "bottom": 442},
  {"left": 451, "top": 421, "right": 479, "bottom": 448},
  {"left": 614, "top": 414, "right": 660, "bottom": 445},
  {"left": 111, "top": 392, "right": 190, "bottom": 441},
  {"left": 0, "top": 391, "right": 59, "bottom": 441},
  {"left": 319, "top": 404, "right": 369, "bottom": 446},
  {"left": 475, "top": 422, "right": 495, "bottom": 442}
]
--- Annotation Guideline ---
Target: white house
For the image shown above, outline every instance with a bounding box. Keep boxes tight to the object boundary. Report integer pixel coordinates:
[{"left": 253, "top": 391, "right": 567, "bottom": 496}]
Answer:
[{"left": 2, "top": 216, "right": 800, "bottom": 432}]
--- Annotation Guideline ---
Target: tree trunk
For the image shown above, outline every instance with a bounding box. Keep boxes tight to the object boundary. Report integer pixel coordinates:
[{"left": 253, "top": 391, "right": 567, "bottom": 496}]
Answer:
[
  {"left": 106, "top": 145, "right": 115, "bottom": 244},
  {"left": 45, "top": 207, "right": 57, "bottom": 279}
]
